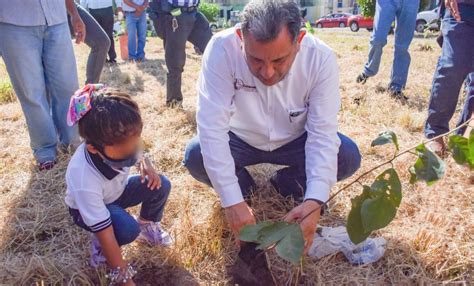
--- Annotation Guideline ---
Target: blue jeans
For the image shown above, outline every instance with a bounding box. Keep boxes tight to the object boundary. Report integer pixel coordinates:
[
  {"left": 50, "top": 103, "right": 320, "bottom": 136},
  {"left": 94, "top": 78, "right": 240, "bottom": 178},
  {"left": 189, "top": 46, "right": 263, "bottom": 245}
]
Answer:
[
  {"left": 125, "top": 11, "right": 147, "bottom": 61},
  {"left": 69, "top": 175, "right": 172, "bottom": 246},
  {"left": 425, "top": 5, "right": 474, "bottom": 138},
  {"left": 183, "top": 132, "right": 361, "bottom": 201},
  {"left": 363, "top": 0, "right": 419, "bottom": 91},
  {"left": 456, "top": 73, "right": 474, "bottom": 135},
  {"left": 0, "top": 22, "right": 80, "bottom": 163}
]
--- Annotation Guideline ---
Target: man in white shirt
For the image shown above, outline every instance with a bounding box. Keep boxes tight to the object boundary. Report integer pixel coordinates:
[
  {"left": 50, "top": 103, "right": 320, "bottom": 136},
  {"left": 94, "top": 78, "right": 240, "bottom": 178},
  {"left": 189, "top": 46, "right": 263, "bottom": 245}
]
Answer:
[{"left": 184, "top": 0, "right": 361, "bottom": 251}]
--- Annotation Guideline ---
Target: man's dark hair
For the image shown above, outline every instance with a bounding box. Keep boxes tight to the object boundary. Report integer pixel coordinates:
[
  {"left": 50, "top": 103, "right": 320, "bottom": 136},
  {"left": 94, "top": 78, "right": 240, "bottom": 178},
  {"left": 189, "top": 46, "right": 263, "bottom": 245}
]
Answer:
[
  {"left": 241, "top": 0, "right": 302, "bottom": 43},
  {"left": 79, "top": 90, "right": 143, "bottom": 147}
]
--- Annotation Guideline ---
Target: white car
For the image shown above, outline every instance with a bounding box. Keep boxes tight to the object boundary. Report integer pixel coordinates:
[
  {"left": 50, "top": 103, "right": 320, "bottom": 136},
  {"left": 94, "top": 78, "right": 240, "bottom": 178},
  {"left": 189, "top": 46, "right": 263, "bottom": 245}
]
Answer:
[{"left": 416, "top": 7, "right": 440, "bottom": 33}]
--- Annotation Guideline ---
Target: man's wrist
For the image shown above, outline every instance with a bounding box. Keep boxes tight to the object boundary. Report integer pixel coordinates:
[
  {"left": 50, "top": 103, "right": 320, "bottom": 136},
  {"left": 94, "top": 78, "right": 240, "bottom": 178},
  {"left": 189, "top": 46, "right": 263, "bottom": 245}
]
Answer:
[{"left": 303, "top": 198, "right": 326, "bottom": 215}]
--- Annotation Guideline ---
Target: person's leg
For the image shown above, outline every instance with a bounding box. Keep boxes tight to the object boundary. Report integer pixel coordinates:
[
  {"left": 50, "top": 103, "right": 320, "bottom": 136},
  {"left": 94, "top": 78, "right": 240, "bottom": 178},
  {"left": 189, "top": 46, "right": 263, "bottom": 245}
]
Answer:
[
  {"left": 136, "top": 12, "right": 148, "bottom": 61},
  {"left": 456, "top": 73, "right": 474, "bottom": 136},
  {"left": 0, "top": 23, "right": 59, "bottom": 163},
  {"left": 424, "top": 8, "right": 474, "bottom": 138},
  {"left": 362, "top": 0, "right": 397, "bottom": 78},
  {"left": 125, "top": 13, "right": 138, "bottom": 60},
  {"left": 113, "top": 175, "right": 172, "bottom": 223},
  {"left": 183, "top": 133, "right": 266, "bottom": 198},
  {"left": 106, "top": 204, "right": 141, "bottom": 246},
  {"left": 163, "top": 13, "right": 196, "bottom": 104},
  {"left": 187, "top": 11, "right": 213, "bottom": 54},
  {"left": 79, "top": 6, "right": 110, "bottom": 84},
  {"left": 268, "top": 133, "right": 361, "bottom": 201},
  {"left": 102, "top": 7, "right": 117, "bottom": 62},
  {"left": 42, "top": 22, "right": 80, "bottom": 148},
  {"left": 389, "top": 0, "right": 419, "bottom": 92}
]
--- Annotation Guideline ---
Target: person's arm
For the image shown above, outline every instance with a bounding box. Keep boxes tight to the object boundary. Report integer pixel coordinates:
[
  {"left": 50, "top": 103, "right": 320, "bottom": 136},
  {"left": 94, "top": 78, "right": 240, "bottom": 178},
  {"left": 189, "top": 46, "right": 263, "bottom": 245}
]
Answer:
[
  {"left": 65, "top": 0, "right": 86, "bottom": 43},
  {"left": 285, "top": 51, "right": 341, "bottom": 252},
  {"left": 196, "top": 36, "right": 256, "bottom": 240},
  {"left": 123, "top": 0, "right": 141, "bottom": 10}
]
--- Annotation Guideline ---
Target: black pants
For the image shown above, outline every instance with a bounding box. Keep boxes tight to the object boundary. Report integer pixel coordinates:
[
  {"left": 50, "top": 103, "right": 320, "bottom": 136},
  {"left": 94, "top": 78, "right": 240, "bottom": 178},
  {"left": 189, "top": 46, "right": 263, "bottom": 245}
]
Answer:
[
  {"left": 89, "top": 6, "right": 117, "bottom": 62},
  {"left": 150, "top": 2, "right": 213, "bottom": 104}
]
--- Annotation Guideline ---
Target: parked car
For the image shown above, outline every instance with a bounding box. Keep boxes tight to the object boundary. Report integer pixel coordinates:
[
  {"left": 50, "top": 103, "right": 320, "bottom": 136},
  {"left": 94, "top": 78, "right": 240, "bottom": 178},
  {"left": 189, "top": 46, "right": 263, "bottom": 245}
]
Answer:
[
  {"left": 315, "top": 13, "right": 353, "bottom": 28},
  {"left": 416, "top": 7, "right": 440, "bottom": 33},
  {"left": 348, "top": 14, "right": 374, "bottom": 32}
]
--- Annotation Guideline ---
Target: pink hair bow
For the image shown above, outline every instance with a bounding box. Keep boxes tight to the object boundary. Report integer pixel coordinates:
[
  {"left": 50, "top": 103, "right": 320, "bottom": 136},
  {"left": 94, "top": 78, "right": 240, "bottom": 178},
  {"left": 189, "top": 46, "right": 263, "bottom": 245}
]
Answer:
[{"left": 67, "top": 84, "right": 106, "bottom": 126}]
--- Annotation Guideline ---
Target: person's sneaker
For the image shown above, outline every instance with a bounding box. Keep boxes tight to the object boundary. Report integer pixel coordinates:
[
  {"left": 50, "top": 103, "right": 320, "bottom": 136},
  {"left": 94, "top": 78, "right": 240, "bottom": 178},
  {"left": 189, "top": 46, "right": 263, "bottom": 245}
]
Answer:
[
  {"left": 388, "top": 88, "right": 409, "bottom": 103},
  {"left": 426, "top": 137, "right": 447, "bottom": 158},
  {"left": 137, "top": 222, "right": 173, "bottom": 247},
  {"left": 90, "top": 236, "right": 107, "bottom": 268},
  {"left": 356, "top": 73, "right": 369, "bottom": 84},
  {"left": 38, "top": 160, "right": 56, "bottom": 171},
  {"left": 166, "top": 100, "right": 183, "bottom": 109}
]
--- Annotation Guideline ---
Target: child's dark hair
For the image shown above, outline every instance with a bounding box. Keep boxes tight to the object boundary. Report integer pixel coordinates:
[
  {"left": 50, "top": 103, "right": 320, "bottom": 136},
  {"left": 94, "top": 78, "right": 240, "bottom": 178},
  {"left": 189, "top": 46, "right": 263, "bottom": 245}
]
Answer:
[{"left": 79, "top": 90, "right": 143, "bottom": 147}]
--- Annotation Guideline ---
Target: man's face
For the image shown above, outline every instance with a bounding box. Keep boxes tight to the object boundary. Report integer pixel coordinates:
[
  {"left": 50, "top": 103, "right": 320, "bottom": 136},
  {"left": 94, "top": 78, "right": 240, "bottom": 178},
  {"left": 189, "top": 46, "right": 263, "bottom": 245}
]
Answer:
[{"left": 242, "top": 27, "right": 301, "bottom": 86}]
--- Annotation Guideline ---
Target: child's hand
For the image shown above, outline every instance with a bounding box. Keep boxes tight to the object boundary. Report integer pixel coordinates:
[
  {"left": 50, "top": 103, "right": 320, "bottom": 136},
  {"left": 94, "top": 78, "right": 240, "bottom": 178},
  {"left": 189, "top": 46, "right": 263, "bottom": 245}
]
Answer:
[{"left": 139, "top": 157, "right": 162, "bottom": 190}]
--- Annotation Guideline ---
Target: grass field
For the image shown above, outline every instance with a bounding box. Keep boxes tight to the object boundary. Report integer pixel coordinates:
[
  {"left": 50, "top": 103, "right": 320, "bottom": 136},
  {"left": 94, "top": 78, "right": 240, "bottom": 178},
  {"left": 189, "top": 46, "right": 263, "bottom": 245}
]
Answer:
[{"left": 0, "top": 29, "right": 472, "bottom": 285}]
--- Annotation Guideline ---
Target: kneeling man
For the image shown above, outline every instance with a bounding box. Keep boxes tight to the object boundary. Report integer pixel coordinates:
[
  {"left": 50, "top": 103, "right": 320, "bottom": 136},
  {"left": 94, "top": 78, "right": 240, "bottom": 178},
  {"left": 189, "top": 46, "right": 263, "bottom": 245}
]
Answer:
[{"left": 184, "top": 0, "right": 361, "bottom": 250}]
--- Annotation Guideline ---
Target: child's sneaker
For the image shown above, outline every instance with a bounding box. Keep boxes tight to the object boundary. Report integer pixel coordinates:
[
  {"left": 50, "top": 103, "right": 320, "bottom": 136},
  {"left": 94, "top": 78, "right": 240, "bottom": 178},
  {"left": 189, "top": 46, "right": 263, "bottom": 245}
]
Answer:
[
  {"left": 90, "top": 235, "right": 107, "bottom": 268},
  {"left": 137, "top": 222, "right": 173, "bottom": 247}
]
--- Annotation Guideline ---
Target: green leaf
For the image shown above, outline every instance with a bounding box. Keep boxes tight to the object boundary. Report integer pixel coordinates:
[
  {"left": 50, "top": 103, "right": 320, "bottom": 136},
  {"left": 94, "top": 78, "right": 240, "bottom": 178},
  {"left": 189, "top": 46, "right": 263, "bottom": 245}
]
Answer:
[
  {"left": 371, "top": 131, "right": 400, "bottom": 151},
  {"left": 274, "top": 223, "right": 305, "bottom": 264},
  {"left": 347, "top": 186, "right": 372, "bottom": 244},
  {"left": 469, "top": 130, "right": 474, "bottom": 168},
  {"left": 256, "top": 221, "right": 294, "bottom": 250},
  {"left": 361, "top": 169, "right": 402, "bottom": 233},
  {"left": 448, "top": 135, "right": 470, "bottom": 166},
  {"left": 239, "top": 221, "right": 273, "bottom": 242},
  {"left": 409, "top": 144, "right": 446, "bottom": 185}
]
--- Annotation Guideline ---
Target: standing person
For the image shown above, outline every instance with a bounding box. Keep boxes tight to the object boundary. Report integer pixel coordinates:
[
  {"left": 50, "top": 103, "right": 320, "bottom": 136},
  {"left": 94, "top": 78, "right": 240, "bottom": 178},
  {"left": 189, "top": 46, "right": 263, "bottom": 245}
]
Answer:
[
  {"left": 149, "top": 0, "right": 212, "bottom": 107},
  {"left": 356, "top": 0, "right": 420, "bottom": 98},
  {"left": 71, "top": 4, "right": 111, "bottom": 83},
  {"left": 0, "top": 0, "right": 84, "bottom": 170},
  {"left": 184, "top": 0, "right": 361, "bottom": 260},
  {"left": 80, "top": 0, "right": 117, "bottom": 64},
  {"left": 425, "top": 0, "right": 474, "bottom": 153},
  {"left": 122, "top": 0, "right": 149, "bottom": 62}
]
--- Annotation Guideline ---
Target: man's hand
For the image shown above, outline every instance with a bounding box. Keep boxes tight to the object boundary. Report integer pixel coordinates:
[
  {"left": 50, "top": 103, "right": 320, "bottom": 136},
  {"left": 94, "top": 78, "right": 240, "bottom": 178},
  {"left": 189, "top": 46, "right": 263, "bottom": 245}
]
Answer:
[
  {"left": 139, "top": 157, "right": 162, "bottom": 190},
  {"left": 224, "top": 201, "right": 256, "bottom": 244},
  {"left": 446, "top": 0, "right": 461, "bottom": 22},
  {"left": 71, "top": 14, "right": 86, "bottom": 44},
  {"left": 284, "top": 200, "right": 322, "bottom": 253}
]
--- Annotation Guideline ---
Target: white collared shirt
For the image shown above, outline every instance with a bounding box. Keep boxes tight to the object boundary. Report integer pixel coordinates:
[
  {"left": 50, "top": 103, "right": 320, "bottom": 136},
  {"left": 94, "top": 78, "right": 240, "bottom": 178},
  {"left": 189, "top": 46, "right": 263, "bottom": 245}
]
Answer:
[
  {"left": 197, "top": 27, "right": 341, "bottom": 208},
  {"left": 80, "top": 0, "right": 114, "bottom": 9}
]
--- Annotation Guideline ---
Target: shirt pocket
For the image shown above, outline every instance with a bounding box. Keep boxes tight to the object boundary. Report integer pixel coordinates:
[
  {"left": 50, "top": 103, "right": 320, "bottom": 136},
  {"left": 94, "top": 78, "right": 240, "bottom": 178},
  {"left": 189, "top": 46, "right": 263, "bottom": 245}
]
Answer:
[{"left": 288, "top": 107, "right": 308, "bottom": 133}]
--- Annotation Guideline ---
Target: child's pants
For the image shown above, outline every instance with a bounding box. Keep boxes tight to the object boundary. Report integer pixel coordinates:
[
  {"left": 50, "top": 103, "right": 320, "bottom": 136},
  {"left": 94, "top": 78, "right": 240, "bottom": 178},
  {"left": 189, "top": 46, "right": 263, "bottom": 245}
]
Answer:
[{"left": 69, "top": 175, "right": 171, "bottom": 246}]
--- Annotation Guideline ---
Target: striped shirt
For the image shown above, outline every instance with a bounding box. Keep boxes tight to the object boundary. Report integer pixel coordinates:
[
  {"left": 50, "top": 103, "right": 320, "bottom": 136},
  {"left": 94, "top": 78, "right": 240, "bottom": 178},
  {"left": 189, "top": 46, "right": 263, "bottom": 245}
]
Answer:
[
  {"left": 0, "top": 0, "right": 67, "bottom": 26},
  {"left": 168, "top": 0, "right": 200, "bottom": 8}
]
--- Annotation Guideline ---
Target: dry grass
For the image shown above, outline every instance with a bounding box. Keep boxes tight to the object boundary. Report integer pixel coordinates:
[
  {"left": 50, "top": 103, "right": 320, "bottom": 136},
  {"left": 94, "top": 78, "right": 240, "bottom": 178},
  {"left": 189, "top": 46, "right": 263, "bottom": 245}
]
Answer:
[{"left": 0, "top": 29, "right": 472, "bottom": 285}]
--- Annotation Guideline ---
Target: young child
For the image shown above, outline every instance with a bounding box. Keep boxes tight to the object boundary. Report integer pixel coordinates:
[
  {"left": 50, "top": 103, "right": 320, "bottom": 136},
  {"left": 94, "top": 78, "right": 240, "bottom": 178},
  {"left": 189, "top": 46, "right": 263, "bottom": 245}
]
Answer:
[{"left": 65, "top": 84, "right": 171, "bottom": 285}]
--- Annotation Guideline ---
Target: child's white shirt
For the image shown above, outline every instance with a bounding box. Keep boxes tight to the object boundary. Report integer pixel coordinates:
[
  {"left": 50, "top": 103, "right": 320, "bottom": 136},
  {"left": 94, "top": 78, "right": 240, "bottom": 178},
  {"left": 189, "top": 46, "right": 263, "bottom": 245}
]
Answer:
[{"left": 65, "top": 143, "right": 130, "bottom": 232}]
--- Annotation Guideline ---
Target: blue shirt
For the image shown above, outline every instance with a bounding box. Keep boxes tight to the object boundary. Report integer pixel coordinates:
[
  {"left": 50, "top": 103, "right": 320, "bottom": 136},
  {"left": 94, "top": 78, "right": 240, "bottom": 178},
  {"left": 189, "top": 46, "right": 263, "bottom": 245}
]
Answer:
[
  {"left": 168, "top": 0, "right": 200, "bottom": 8},
  {"left": 122, "top": 0, "right": 145, "bottom": 12}
]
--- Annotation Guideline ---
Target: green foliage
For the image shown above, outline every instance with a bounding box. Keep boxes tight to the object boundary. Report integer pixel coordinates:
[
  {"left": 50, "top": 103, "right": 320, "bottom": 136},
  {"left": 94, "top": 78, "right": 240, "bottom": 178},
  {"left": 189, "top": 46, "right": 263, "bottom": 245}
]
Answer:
[
  {"left": 305, "top": 21, "right": 315, "bottom": 34},
  {"left": 357, "top": 0, "right": 376, "bottom": 17},
  {"left": 448, "top": 131, "right": 474, "bottom": 169},
  {"left": 199, "top": 2, "right": 220, "bottom": 23},
  {"left": 371, "top": 131, "right": 399, "bottom": 151},
  {"left": 0, "top": 81, "right": 16, "bottom": 104},
  {"left": 347, "top": 168, "right": 401, "bottom": 244},
  {"left": 409, "top": 144, "right": 446, "bottom": 185},
  {"left": 240, "top": 221, "right": 304, "bottom": 264}
]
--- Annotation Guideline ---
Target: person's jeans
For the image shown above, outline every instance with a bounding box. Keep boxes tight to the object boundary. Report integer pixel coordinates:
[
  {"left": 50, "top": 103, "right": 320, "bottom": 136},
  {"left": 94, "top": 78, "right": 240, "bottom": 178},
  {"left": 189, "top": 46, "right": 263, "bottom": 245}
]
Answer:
[
  {"left": 363, "top": 0, "right": 419, "bottom": 91},
  {"left": 456, "top": 73, "right": 474, "bottom": 136},
  {"left": 183, "top": 132, "right": 361, "bottom": 201},
  {"left": 0, "top": 22, "right": 80, "bottom": 163},
  {"left": 125, "top": 11, "right": 147, "bottom": 61},
  {"left": 89, "top": 6, "right": 116, "bottom": 63},
  {"left": 149, "top": 3, "right": 212, "bottom": 103},
  {"left": 425, "top": 5, "right": 474, "bottom": 138},
  {"left": 69, "top": 175, "right": 172, "bottom": 246},
  {"left": 76, "top": 5, "right": 110, "bottom": 84}
]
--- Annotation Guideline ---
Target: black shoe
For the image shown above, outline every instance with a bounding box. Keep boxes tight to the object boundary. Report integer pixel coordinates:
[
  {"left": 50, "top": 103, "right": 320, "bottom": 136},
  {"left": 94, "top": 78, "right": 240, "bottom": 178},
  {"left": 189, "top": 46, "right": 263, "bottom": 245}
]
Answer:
[
  {"left": 106, "top": 59, "right": 117, "bottom": 64},
  {"left": 39, "top": 160, "right": 57, "bottom": 171},
  {"left": 356, "top": 73, "right": 369, "bottom": 84},
  {"left": 229, "top": 242, "right": 275, "bottom": 286},
  {"left": 166, "top": 100, "right": 183, "bottom": 108},
  {"left": 388, "top": 88, "right": 408, "bottom": 103}
]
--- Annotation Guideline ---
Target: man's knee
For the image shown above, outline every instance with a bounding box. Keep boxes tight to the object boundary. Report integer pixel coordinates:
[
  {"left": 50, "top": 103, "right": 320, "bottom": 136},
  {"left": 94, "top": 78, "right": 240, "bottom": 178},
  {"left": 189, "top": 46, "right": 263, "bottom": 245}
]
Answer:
[
  {"left": 337, "top": 133, "right": 362, "bottom": 181},
  {"left": 183, "top": 137, "right": 206, "bottom": 176}
]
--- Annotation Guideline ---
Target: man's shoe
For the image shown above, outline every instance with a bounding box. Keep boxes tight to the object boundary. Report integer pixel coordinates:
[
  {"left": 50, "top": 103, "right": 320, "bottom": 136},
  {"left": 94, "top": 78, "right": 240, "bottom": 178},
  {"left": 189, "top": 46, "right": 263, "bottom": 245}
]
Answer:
[
  {"left": 356, "top": 73, "right": 369, "bottom": 84},
  {"left": 38, "top": 160, "right": 56, "bottom": 171},
  {"left": 388, "top": 88, "right": 408, "bottom": 103},
  {"left": 137, "top": 221, "right": 173, "bottom": 247},
  {"left": 106, "top": 59, "right": 117, "bottom": 64},
  {"left": 426, "top": 137, "right": 447, "bottom": 158},
  {"left": 166, "top": 100, "right": 183, "bottom": 108},
  {"left": 90, "top": 236, "right": 107, "bottom": 268}
]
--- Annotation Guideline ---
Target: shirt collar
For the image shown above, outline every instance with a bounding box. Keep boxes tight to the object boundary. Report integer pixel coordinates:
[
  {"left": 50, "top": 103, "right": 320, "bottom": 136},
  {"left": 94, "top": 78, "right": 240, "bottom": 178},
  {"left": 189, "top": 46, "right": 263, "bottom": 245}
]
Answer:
[{"left": 84, "top": 147, "right": 120, "bottom": 180}]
